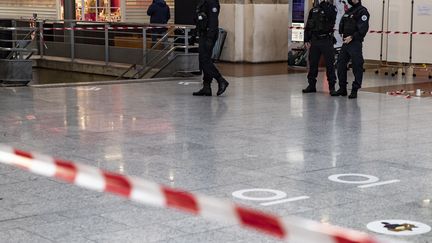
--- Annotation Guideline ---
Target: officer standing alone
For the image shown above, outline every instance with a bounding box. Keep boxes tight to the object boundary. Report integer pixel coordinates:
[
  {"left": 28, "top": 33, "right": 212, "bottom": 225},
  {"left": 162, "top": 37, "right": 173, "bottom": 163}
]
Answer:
[
  {"left": 333, "top": 0, "right": 369, "bottom": 99},
  {"left": 193, "top": 0, "right": 229, "bottom": 96},
  {"left": 302, "top": 0, "right": 338, "bottom": 95}
]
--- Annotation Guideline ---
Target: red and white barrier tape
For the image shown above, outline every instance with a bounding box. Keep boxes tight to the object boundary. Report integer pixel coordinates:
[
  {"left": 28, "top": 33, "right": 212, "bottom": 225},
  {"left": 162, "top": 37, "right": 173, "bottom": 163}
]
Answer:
[
  {"left": 368, "top": 30, "right": 432, "bottom": 35},
  {"left": 288, "top": 26, "right": 432, "bottom": 35},
  {"left": 39, "top": 26, "right": 432, "bottom": 35},
  {"left": 0, "top": 144, "right": 406, "bottom": 243},
  {"left": 42, "top": 26, "right": 169, "bottom": 31}
]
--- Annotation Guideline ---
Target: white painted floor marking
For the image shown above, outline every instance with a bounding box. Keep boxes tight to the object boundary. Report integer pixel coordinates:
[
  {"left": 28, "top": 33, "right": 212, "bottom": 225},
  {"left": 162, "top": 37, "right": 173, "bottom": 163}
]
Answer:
[
  {"left": 357, "top": 179, "right": 400, "bottom": 188},
  {"left": 260, "top": 196, "right": 310, "bottom": 206},
  {"left": 178, "top": 82, "right": 201, "bottom": 86},
  {"left": 232, "top": 189, "right": 310, "bottom": 207},
  {"left": 74, "top": 87, "right": 101, "bottom": 91},
  {"left": 328, "top": 173, "right": 380, "bottom": 184},
  {"left": 232, "top": 189, "right": 287, "bottom": 201}
]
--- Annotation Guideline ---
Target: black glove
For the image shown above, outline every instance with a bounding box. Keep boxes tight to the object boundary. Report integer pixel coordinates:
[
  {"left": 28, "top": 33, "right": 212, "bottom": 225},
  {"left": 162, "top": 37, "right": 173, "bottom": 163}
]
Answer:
[
  {"left": 190, "top": 35, "right": 197, "bottom": 45},
  {"left": 189, "top": 29, "right": 198, "bottom": 45}
]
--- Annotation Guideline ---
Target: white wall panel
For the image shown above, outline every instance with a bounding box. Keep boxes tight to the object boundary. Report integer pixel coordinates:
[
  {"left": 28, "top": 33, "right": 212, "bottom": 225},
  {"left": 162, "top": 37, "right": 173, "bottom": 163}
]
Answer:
[
  {"left": 0, "top": 0, "right": 58, "bottom": 19},
  {"left": 0, "top": 7, "right": 58, "bottom": 19},
  {"left": 386, "top": 0, "right": 411, "bottom": 63},
  {"left": 362, "top": 0, "right": 385, "bottom": 61},
  {"left": 0, "top": 0, "right": 55, "bottom": 6},
  {"left": 412, "top": 0, "right": 432, "bottom": 64},
  {"left": 334, "top": 0, "right": 345, "bottom": 48}
]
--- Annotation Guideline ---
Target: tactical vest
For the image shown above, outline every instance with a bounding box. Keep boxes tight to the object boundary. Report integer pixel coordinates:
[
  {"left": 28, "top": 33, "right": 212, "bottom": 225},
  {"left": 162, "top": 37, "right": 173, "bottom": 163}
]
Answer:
[
  {"left": 309, "top": 6, "right": 329, "bottom": 33},
  {"left": 341, "top": 13, "right": 357, "bottom": 36}
]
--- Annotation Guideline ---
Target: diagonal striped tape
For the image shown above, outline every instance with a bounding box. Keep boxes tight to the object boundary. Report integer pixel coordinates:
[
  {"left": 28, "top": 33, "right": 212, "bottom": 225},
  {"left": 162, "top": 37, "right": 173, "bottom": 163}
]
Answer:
[
  {"left": 0, "top": 145, "right": 407, "bottom": 243},
  {"left": 288, "top": 27, "right": 432, "bottom": 35}
]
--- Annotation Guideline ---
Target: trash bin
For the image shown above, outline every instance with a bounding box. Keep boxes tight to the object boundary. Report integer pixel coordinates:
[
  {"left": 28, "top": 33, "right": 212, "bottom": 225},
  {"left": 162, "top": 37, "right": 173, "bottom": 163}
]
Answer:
[
  {"left": 288, "top": 48, "right": 307, "bottom": 67},
  {"left": 211, "top": 28, "right": 227, "bottom": 61}
]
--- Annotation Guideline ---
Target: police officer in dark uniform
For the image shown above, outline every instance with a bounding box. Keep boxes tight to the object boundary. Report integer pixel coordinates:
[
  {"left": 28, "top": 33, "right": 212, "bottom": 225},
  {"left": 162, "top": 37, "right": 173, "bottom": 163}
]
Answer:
[
  {"left": 333, "top": 0, "right": 369, "bottom": 99},
  {"left": 192, "top": 0, "right": 229, "bottom": 96},
  {"left": 302, "top": 0, "right": 338, "bottom": 95}
]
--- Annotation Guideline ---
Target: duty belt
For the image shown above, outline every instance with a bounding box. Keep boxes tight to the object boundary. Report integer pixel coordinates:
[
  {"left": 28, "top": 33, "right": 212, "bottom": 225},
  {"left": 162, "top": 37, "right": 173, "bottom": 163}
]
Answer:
[{"left": 312, "top": 33, "right": 333, "bottom": 40}]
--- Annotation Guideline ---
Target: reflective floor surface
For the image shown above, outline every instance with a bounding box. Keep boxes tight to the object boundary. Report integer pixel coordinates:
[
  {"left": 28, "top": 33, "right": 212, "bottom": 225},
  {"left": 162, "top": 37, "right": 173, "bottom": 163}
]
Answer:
[{"left": 0, "top": 70, "right": 432, "bottom": 242}]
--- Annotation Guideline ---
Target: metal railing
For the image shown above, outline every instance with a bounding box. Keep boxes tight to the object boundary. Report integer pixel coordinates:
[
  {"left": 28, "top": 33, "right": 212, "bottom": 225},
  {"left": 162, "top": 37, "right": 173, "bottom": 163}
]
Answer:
[
  {"left": 0, "top": 19, "right": 38, "bottom": 85},
  {"left": 0, "top": 21, "right": 38, "bottom": 60},
  {"left": 0, "top": 18, "right": 198, "bottom": 80},
  {"left": 35, "top": 19, "right": 197, "bottom": 75},
  {"left": 125, "top": 45, "right": 193, "bottom": 80},
  {"left": 117, "top": 26, "right": 194, "bottom": 79}
]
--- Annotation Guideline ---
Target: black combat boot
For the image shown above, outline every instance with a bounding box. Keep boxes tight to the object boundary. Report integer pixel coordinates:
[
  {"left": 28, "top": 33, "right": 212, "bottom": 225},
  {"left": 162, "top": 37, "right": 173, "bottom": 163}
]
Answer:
[
  {"left": 331, "top": 87, "right": 348, "bottom": 96},
  {"left": 302, "top": 85, "right": 316, "bottom": 93},
  {"left": 193, "top": 83, "right": 212, "bottom": 96},
  {"left": 348, "top": 89, "right": 358, "bottom": 99},
  {"left": 216, "top": 78, "right": 229, "bottom": 96},
  {"left": 329, "top": 83, "right": 336, "bottom": 96}
]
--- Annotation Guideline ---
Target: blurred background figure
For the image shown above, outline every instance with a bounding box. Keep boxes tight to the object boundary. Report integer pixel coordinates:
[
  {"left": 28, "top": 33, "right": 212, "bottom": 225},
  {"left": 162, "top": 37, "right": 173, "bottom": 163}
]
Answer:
[{"left": 147, "top": 0, "right": 171, "bottom": 46}]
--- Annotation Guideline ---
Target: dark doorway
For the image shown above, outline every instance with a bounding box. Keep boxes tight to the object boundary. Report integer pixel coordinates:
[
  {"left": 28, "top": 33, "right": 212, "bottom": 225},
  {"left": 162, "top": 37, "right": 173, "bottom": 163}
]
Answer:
[{"left": 175, "top": 0, "right": 199, "bottom": 25}]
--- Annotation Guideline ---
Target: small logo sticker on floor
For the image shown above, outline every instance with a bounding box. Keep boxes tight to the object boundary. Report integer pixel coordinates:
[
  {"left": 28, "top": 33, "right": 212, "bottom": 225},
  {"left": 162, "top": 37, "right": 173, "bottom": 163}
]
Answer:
[{"left": 367, "top": 220, "right": 431, "bottom": 236}]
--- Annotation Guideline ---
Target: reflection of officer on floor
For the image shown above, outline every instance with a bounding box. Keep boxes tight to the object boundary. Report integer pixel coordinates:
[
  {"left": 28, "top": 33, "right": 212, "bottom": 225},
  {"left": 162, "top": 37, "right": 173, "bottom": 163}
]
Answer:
[
  {"left": 193, "top": 0, "right": 229, "bottom": 97},
  {"left": 302, "top": 0, "right": 337, "bottom": 95},
  {"left": 333, "top": 0, "right": 369, "bottom": 99}
]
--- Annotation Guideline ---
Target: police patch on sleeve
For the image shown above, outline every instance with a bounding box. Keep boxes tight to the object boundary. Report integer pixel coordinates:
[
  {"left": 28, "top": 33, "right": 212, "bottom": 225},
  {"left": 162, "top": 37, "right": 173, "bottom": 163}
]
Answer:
[
  {"left": 212, "top": 7, "right": 218, "bottom": 13},
  {"left": 361, "top": 15, "right": 368, "bottom": 21}
]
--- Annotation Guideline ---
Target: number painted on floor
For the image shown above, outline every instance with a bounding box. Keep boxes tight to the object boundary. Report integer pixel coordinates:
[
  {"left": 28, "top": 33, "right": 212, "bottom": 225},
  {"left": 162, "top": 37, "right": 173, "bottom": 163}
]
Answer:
[
  {"left": 328, "top": 173, "right": 400, "bottom": 188},
  {"left": 232, "top": 188, "right": 309, "bottom": 206}
]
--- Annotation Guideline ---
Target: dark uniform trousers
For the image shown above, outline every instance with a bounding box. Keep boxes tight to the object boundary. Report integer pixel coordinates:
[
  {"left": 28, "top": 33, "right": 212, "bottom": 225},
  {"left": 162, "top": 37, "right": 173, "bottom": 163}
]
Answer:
[
  {"left": 337, "top": 40, "right": 364, "bottom": 90},
  {"left": 199, "top": 33, "right": 222, "bottom": 84},
  {"left": 308, "top": 37, "right": 336, "bottom": 87}
]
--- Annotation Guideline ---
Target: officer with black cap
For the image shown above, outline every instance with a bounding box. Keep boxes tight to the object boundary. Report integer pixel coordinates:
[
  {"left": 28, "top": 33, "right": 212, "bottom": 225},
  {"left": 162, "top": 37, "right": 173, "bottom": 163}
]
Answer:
[
  {"left": 333, "top": 0, "right": 369, "bottom": 99},
  {"left": 302, "top": 0, "right": 337, "bottom": 95},
  {"left": 192, "top": 0, "right": 229, "bottom": 96}
]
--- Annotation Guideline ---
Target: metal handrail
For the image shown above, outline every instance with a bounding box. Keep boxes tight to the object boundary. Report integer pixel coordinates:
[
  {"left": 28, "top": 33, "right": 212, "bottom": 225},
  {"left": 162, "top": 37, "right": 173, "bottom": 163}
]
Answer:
[
  {"left": 0, "top": 27, "right": 37, "bottom": 31},
  {"left": 117, "top": 64, "right": 137, "bottom": 80},
  {"left": 116, "top": 37, "right": 194, "bottom": 80},
  {"left": 0, "top": 47, "right": 37, "bottom": 52},
  {"left": 0, "top": 24, "right": 39, "bottom": 60},
  {"left": 37, "top": 19, "right": 195, "bottom": 60},
  {"left": 116, "top": 27, "right": 196, "bottom": 80},
  {"left": 134, "top": 45, "right": 196, "bottom": 79},
  {"left": 150, "top": 27, "right": 177, "bottom": 51},
  {"left": 145, "top": 28, "right": 179, "bottom": 64},
  {"left": 42, "top": 19, "right": 195, "bottom": 29},
  {"left": 1, "top": 18, "right": 198, "bottom": 78}
]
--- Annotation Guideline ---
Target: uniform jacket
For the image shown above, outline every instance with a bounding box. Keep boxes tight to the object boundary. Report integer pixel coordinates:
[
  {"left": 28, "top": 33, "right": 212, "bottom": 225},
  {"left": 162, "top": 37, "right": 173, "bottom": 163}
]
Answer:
[
  {"left": 147, "top": 0, "right": 171, "bottom": 24},
  {"left": 339, "top": 2, "right": 370, "bottom": 42},
  {"left": 196, "top": 0, "right": 220, "bottom": 38},
  {"left": 304, "top": 1, "right": 337, "bottom": 43}
]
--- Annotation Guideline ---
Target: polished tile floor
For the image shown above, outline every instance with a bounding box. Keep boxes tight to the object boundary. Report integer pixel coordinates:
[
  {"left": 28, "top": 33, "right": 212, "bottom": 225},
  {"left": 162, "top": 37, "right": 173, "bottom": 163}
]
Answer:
[
  {"left": 216, "top": 62, "right": 305, "bottom": 77},
  {"left": 1, "top": 70, "right": 432, "bottom": 243}
]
